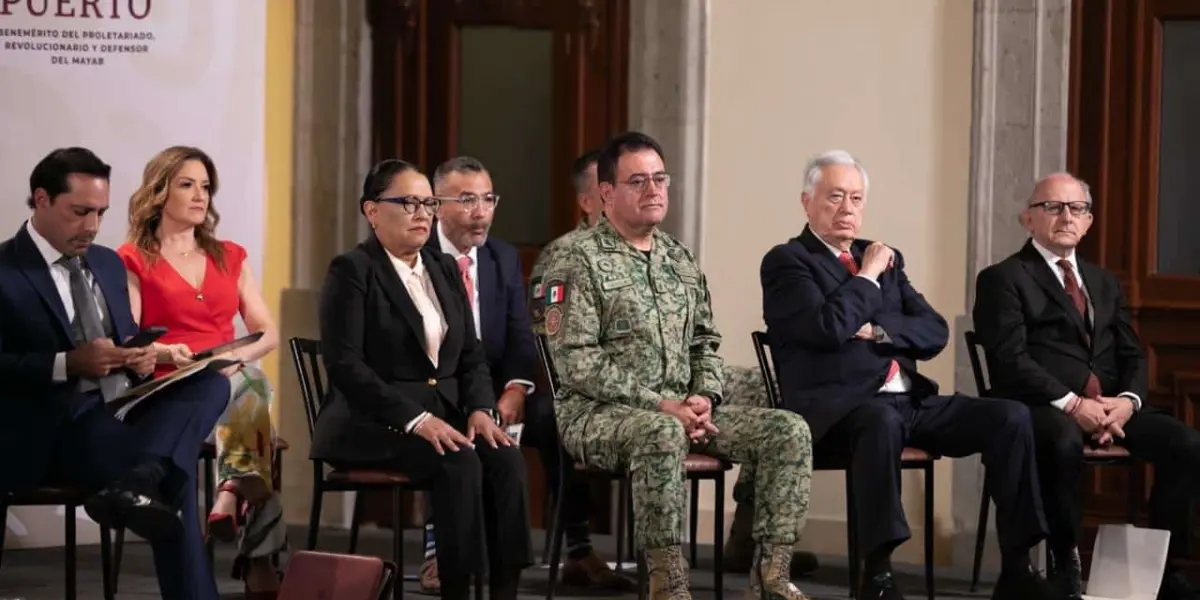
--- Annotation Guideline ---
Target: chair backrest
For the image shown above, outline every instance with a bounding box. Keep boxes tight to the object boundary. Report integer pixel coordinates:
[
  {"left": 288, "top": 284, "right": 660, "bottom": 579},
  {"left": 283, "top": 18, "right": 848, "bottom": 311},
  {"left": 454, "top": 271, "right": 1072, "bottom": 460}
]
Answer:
[
  {"left": 750, "top": 331, "right": 783, "bottom": 409},
  {"left": 289, "top": 337, "right": 327, "bottom": 437},
  {"left": 1085, "top": 524, "right": 1171, "bottom": 600},
  {"left": 278, "top": 550, "right": 396, "bottom": 600},
  {"left": 534, "top": 334, "right": 562, "bottom": 399},
  {"left": 962, "top": 330, "right": 992, "bottom": 397}
]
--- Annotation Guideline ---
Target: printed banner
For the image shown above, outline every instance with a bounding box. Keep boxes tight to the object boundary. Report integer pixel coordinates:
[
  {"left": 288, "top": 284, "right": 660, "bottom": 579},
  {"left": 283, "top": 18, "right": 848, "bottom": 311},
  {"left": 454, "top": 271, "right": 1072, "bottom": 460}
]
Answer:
[{"left": 0, "top": 0, "right": 266, "bottom": 550}]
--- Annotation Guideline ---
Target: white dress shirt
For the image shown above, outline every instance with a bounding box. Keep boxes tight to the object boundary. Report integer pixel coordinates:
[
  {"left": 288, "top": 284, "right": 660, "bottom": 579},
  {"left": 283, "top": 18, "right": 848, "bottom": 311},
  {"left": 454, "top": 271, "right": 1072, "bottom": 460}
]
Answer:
[
  {"left": 1029, "top": 239, "right": 1142, "bottom": 412},
  {"left": 26, "top": 219, "right": 104, "bottom": 383},
  {"left": 436, "top": 222, "right": 535, "bottom": 396},
  {"left": 386, "top": 250, "right": 447, "bottom": 433},
  {"left": 816, "top": 237, "right": 912, "bottom": 394}
]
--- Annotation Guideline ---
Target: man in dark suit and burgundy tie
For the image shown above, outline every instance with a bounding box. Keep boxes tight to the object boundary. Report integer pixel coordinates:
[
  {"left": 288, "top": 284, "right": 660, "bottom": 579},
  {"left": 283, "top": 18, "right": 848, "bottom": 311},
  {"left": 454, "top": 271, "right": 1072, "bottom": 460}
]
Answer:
[
  {"left": 974, "top": 173, "right": 1200, "bottom": 600},
  {"left": 761, "top": 150, "right": 1060, "bottom": 600}
]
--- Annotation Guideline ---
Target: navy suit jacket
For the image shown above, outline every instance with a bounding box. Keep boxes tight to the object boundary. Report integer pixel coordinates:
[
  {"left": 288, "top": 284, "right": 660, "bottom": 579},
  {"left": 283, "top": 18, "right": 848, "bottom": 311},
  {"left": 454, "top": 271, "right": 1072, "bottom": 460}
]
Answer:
[
  {"left": 760, "top": 226, "right": 948, "bottom": 442},
  {"left": 0, "top": 223, "right": 140, "bottom": 491},
  {"left": 426, "top": 231, "right": 537, "bottom": 398}
]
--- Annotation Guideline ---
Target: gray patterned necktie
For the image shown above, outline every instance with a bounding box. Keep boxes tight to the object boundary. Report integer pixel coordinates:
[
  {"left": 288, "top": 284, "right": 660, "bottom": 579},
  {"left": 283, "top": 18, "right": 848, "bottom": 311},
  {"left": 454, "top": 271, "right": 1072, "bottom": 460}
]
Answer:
[{"left": 59, "top": 256, "right": 127, "bottom": 401}]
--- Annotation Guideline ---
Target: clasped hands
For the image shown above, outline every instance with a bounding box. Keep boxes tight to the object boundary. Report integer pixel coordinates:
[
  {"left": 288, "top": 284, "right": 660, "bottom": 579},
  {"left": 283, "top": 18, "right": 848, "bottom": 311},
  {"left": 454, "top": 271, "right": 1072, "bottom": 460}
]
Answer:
[
  {"left": 659, "top": 396, "right": 720, "bottom": 443},
  {"left": 1071, "top": 395, "right": 1135, "bottom": 446},
  {"left": 65, "top": 337, "right": 156, "bottom": 378}
]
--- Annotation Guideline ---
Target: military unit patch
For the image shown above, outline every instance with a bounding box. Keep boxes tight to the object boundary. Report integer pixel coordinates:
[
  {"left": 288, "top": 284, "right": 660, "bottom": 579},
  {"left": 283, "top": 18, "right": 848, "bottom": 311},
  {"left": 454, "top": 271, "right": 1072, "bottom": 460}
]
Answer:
[
  {"left": 545, "top": 306, "right": 563, "bottom": 335},
  {"left": 546, "top": 282, "right": 566, "bottom": 305}
]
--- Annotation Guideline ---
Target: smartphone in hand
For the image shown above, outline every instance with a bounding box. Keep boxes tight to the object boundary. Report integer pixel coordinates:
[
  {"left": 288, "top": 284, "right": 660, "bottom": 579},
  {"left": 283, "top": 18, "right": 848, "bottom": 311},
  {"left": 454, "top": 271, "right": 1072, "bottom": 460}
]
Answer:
[{"left": 122, "top": 326, "right": 168, "bottom": 348}]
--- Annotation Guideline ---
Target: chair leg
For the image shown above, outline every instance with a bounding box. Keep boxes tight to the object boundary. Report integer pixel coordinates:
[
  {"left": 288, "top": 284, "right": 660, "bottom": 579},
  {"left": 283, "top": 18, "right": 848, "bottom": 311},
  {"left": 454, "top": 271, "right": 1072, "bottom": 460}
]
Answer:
[
  {"left": 924, "top": 464, "right": 935, "bottom": 600},
  {"left": 0, "top": 501, "right": 8, "bottom": 571},
  {"left": 845, "top": 471, "right": 858, "bottom": 599},
  {"left": 65, "top": 503, "right": 77, "bottom": 600},
  {"left": 348, "top": 491, "right": 363, "bottom": 554},
  {"left": 112, "top": 528, "right": 125, "bottom": 593},
  {"left": 637, "top": 549, "right": 648, "bottom": 600},
  {"left": 1126, "top": 460, "right": 1140, "bottom": 524},
  {"left": 616, "top": 478, "right": 629, "bottom": 574},
  {"left": 542, "top": 485, "right": 554, "bottom": 565},
  {"left": 99, "top": 526, "right": 114, "bottom": 600},
  {"left": 393, "top": 489, "right": 404, "bottom": 600},
  {"left": 545, "top": 468, "right": 569, "bottom": 600},
  {"left": 307, "top": 464, "right": 324, "bottom": 550},
  {"left": 971, "top": 479, "right": 992, "bottom": 593},
  {"left": 689, "top": 477, "right": 700, "bottom": 567},
  {"left": 714, "top": 473, "right": 725, "bottom": 600},
  {"left": 626, "top": 487, "right": 635, "bottom": 564}
]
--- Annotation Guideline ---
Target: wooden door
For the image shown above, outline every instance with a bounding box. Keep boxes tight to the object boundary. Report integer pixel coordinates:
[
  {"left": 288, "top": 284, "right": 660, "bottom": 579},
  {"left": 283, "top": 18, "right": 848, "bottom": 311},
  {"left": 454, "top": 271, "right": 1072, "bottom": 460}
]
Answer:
[
  {"left": 1068, "top": 0, "right": 1200, "bottom": 577},
  {"left": 363, "top": 0, "right": 629, "bottom": 533}
]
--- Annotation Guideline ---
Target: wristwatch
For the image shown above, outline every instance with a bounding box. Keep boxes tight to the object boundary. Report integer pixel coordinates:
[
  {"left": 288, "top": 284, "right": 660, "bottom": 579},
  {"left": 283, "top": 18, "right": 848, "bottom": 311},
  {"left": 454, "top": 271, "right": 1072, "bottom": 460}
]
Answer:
[
  {"left": 872, "top": 324, "right": 885, "bottom": 341},
  {"left": 474, "top": 408, "right": 501, "bottom": 426}
]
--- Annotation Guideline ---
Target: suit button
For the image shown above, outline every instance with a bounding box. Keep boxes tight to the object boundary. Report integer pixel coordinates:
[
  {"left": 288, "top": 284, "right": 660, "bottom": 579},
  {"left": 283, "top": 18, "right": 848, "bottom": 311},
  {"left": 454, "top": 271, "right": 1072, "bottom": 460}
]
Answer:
[
  {"left": 1088, "top": 361, "right": 1095, "bottom": 369},
  {"left": 428, "top": 378, "right": 437, "bottom": 387}
]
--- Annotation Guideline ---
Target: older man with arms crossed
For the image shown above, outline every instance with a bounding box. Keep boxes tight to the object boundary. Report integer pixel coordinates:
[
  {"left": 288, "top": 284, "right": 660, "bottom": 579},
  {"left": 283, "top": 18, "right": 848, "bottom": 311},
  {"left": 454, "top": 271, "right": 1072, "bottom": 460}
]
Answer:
[{"left": 973, "top": 173, "right": 1200, "bottom": 600}]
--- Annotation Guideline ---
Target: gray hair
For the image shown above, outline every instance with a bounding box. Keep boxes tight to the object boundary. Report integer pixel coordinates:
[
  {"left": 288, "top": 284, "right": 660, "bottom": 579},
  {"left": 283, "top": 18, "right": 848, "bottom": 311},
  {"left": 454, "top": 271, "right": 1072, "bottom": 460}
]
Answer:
[
  {"left": 1029, "top": 172, "right": 1094, "bottom": 206},
  {"left": 432, "top": 156, "right": 487, "bottom": 189},
  {"left": 802, "top": 150, "right": 870, "bottom": 196}
]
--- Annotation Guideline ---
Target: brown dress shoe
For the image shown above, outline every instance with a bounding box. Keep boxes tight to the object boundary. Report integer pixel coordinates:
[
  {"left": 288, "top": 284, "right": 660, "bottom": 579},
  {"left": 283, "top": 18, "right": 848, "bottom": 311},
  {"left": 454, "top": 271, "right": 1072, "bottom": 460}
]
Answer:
[
  {"left": 420, "top": 556, "right": 440, "bottom": 594},
  {"left": 561, "top": 550, "right": 635, "bottom": 590}
]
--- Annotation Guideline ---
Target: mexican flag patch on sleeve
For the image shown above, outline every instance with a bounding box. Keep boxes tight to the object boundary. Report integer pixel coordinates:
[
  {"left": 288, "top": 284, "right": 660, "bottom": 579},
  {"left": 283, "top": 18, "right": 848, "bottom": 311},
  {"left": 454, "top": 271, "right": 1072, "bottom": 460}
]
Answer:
[{"left": 546, "top": 282, "right": 566, "bottom": 305}]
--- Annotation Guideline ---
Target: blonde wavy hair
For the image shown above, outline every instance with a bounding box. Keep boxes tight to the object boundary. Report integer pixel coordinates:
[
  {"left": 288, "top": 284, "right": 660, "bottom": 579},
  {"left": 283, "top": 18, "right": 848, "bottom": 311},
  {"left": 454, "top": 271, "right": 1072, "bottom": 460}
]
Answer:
[{"left": 127, "top": 146, "right": 226, "bottom": 269}]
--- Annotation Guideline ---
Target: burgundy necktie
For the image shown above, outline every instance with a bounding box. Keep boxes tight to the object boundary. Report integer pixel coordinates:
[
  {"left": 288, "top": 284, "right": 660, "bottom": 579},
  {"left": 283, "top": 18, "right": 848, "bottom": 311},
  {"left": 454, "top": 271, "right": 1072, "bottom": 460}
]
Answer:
[
  {"left": 456, "top": 255, "right": 475, "bottom": 311},
  {"left": 1058, "top": 259, "right": 1102, "bottom": 399},
  {"left": 840, "top": 252, "right": 900, "bottom": 384}
]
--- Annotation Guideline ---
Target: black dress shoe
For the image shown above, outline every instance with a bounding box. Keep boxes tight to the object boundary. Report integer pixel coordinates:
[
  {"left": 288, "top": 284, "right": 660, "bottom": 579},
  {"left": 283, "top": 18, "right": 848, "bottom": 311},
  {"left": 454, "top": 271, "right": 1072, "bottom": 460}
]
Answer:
[
  {"left": 992, "top": 564, "right": 1062, "bottom": 600},
  {"left": 859, "top": 572, "right": 906, "bottom": 600},
  {"left": 84, "top": 483, "right": 182, "bottom": 543},
  {"left": 1048, "top": 546, "right": 1083, "bottom": 599},
  {"left": 1159, "top": 570, "right": 1200, "bottom": 600}
]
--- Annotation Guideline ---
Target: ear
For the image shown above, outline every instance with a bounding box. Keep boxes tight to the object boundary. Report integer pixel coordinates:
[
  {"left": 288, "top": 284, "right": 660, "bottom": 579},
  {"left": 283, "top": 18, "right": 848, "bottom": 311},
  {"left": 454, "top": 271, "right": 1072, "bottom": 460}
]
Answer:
[
  {"left": 800, "top": 191, "right": 812, "bottom": 209},
  {"left": 599, "top": 182, "right": 615, "bottom": 204}
]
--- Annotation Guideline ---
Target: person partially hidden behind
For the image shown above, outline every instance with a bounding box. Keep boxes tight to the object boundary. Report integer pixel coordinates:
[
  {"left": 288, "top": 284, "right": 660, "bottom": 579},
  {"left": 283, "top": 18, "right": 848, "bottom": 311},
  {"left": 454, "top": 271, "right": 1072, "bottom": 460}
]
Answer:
[
  {"left": 118, "top": 146, "right": 286, "bottom": 597},
  {"left": 0, "top": 147, "right": 230, "bottom": 600},
  {"left": 973, "top": 172, "right": 1200, "bottom": 600},
  {"left": 760, "top": 150, "right": 1060, "bottom": 600},
  {"left": 311, "top": 158, "right": 532, "bottom": 600}
]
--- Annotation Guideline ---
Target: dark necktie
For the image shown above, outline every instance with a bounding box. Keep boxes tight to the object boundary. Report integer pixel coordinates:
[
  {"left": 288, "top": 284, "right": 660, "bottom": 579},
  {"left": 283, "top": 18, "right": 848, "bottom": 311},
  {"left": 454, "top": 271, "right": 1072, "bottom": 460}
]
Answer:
[
  {"left": 59, "top": 256, "right": 126, "bottom": 401},
  {"left": 839, "top": 252, "right": 900, "bottom": 384},
  {"left": 1057, "top": 259, "right": 1102, "bottom": 399}
]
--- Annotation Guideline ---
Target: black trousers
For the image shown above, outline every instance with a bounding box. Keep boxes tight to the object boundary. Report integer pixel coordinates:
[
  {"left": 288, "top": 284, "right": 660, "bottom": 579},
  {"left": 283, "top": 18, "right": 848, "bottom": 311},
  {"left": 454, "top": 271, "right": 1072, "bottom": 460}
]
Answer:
[
  {"left": 1031, "top": 405, "right": 1200, "bottom": 558},
  {"left": 362, "top": 422, "right": 533, "bottom": 582},
  {"left": 816, "top": 393, "right": 1048, "bottom": 556}
]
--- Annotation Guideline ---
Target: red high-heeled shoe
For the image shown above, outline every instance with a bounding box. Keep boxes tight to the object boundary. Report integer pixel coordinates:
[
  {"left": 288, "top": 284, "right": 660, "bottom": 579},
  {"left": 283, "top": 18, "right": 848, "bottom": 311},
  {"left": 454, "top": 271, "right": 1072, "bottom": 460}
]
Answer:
[{"left": 207, "top": 481, "right": 241, "bottom": 543}]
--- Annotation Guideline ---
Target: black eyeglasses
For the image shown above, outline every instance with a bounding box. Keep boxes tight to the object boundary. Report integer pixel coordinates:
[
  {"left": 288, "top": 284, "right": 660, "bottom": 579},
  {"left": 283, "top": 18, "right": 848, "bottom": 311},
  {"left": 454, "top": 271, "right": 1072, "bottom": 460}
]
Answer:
[
  {"left": 374, "top": 195, "right": 441, "bottom": 215},
  {"left": 1030, "top": 201, "right": 1092, "bottom": 217},
  {"left": 437, "top": 193, "right": 500, "bottom": 211},
  {"left": 620, "top": 173, "right": 671, "bottom": 191}
]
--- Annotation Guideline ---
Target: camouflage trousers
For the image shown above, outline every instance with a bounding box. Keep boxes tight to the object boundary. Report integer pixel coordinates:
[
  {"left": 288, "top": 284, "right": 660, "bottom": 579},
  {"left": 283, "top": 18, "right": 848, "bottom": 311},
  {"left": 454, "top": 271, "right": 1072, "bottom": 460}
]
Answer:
[
  {"left": 555, "top": 392, "right": 811, "bottom": 550},
  {"left": 722, "top": 366, "right": 773, "bottom": 504}
]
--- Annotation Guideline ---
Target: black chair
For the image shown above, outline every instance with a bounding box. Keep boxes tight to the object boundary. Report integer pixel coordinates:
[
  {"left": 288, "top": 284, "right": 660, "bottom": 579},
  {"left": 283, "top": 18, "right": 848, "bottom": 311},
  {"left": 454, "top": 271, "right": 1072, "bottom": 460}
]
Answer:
[
  {"left": 534, "top": 334, "right": 732, "bottom": 600},
  {"left": 289, "top": 337, "right": 484, "bottom": 600},
  {"left": 962, "top": 329, "right": 1140, "bottom": 592},
  {"left": 751, "top": 331, "right": 938, "bottom": 600},
  {"left": 1, "top": 485, "right": 116, "bottom": 600}
]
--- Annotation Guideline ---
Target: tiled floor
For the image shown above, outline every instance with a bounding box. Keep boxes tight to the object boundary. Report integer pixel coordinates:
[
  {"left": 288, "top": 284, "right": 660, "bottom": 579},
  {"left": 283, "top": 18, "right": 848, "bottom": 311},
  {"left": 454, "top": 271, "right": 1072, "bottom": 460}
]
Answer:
[{"left": 0, "top": 525, "right": 1000, "bottom": 599}]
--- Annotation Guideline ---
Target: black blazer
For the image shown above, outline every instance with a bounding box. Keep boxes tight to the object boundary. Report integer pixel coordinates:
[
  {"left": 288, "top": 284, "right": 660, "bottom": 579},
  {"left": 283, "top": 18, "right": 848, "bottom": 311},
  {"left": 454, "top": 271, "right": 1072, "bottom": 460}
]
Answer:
[
  {"left": 972, "top": 239, "right": 1148, "bottom": 405},
  {"left": 425, "top": 231, "right": 537, "bottom": 398},
  {"left": 0, "top": 224, "right": 141, "bottom": 492},
  {"left": 761, "top": 226, "right": 947, "bottom": 442},
  {"left": 311, "top": 236, "right": 496, "bottom": 464}
]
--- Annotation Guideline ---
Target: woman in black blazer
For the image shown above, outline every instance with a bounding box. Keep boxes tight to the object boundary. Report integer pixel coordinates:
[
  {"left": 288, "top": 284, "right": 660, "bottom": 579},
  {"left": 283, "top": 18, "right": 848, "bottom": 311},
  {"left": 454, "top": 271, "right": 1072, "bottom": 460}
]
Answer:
[{"left": 311, "top": 159, "right": 531, "bottom": 600}]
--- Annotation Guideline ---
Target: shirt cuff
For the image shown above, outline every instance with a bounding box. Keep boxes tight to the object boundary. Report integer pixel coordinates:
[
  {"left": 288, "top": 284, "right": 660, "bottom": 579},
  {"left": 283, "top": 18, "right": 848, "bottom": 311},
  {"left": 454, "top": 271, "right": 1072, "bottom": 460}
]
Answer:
[
  {"left": 53, "top": 352, "right": 67, "bottom": 382},
  {"left": 856, "top": 274, "right": 880, "bottom": 288},
  {"left": 1050, "top": 392, "right": 1075, "bottom": 412},
  {"left": 504, "top": 379, "right": 536, "bottom": 395},
  {"left": 1118, "top": 392, "right": 1142, "bottom": 411},
  {"left": 404, "top": 411, "right": 431, "bottom": 434}
]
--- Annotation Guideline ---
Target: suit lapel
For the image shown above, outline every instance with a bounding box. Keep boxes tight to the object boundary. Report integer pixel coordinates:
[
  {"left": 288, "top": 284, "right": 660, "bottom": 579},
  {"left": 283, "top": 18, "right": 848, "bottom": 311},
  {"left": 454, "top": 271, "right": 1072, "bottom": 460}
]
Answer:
[
  {"left": 423, "top": 249, "right": 459, "bottom": 369},
  {"left": 86, "top": 247, "right": 128, "bottom": 340},
  {"left": 798, "top": 226, "right": 852, "bottom": 283},
  {"left": 1018, "top": 241, "right": 1090, "bottom": 345},
  {"left": 476, "top": 244, "right": 496, "bottom": 343},
  {"left": 14, "top": 225, "right": 71, "bottom": 339},
  {"left": 1078, "top": 259, "right": 1107, "bottom": 341},
  {"left": 366, "top": 236, "right": 427, "bottom": 357}
]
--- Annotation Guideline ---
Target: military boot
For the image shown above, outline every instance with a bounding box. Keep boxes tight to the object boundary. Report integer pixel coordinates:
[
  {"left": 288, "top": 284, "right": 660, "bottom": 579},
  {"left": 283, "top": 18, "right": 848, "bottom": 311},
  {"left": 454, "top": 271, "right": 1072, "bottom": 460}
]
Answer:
[
  {"left": 645, "top": 545, "right": 691, "bottom": 600},
  {"left": 746, "top": 543, "right": 811, "bottom": 600},
  {"left": 724, "top": 501, "right": 819, "bottom": 577}
]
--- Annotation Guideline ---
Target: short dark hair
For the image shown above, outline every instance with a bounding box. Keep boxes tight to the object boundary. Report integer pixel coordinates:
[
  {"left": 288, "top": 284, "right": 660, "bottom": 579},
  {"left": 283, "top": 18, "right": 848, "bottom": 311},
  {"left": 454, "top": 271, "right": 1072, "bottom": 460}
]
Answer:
[
  {"left": 360, "top": 158, "right": 420, "bottom": 214},
  {"left": 27, "top": 147, "right": 112, "bottom": 209},
  {"left": 432, "top": 156, "right": 487, "bottom": 189},
  {"left": 571, "top": 149, "right": 601, "bottom": 194},
  {"left": 596, "top": 131, "right": 665, "bottom": 186}
]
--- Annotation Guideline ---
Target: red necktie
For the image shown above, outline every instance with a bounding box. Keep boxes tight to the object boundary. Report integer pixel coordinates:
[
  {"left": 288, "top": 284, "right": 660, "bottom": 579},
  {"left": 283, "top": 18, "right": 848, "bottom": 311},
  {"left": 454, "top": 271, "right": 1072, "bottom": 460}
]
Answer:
[
  {"left": 839, "top": 252, "right": 900, "bottom": 384},
  {"left": 1058, "top": 259, "right": 1102, "bottom": 398},
  {"left": 456, "top": 256, "right": 474, "bottom": 311}
]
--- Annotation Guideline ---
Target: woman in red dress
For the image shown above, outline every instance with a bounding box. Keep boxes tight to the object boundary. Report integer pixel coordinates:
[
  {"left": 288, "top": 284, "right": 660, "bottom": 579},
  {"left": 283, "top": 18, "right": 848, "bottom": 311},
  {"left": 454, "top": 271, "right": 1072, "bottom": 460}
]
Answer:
[{"left": 118, "top": 146, "right": 284, "bottom": 598}]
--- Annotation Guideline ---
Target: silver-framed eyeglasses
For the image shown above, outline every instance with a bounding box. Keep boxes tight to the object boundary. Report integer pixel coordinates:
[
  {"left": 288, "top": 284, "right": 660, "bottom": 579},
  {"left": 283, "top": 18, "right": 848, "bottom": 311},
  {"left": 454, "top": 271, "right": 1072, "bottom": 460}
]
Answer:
[
  {"left": 438, "top": 193, "right": 501, "bottom": 211},
  {"left": 621, "top": 173, "right": 671, "bottom": 191},
  {"left": 1030, "top": 201, "right": 1092, "bottom": 217},
  {"left": 375, "top": 195, "right": 441, "bottom": 215}
]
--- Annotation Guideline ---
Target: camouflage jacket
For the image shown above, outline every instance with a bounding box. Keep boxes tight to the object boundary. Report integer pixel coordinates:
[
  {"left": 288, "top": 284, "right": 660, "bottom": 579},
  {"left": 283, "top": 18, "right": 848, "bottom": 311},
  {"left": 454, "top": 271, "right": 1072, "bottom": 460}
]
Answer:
[
  {"left": 541, "top": 220, "right": 725, "bottom": 410},
  {"left": 530, "top": 218, "right": 592, "bottom": 331}
]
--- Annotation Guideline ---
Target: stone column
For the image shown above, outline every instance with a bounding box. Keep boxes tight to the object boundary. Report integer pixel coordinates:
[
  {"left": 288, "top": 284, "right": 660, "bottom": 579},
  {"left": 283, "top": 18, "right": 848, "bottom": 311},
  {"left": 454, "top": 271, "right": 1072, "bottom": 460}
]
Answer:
[{"left": 950, "top": 0, "right": 1072, "bottom": 572}]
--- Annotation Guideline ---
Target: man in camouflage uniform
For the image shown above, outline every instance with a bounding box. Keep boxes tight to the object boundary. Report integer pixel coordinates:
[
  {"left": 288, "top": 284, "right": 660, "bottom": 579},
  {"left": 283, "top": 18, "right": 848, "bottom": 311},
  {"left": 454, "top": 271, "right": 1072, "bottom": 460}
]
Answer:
[{"left": 543, "top": 131, "right": 814, "bottom": 600}]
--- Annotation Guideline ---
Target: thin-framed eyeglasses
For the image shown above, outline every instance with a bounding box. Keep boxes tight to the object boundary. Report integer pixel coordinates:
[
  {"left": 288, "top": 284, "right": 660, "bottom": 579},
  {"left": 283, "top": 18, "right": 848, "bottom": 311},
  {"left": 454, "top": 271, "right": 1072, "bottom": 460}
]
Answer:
[
  {"left": 1029, "top": 201, "right": 1092, "bottom": 217},
  {"left": 620, "top": 173, "right": 671, "bottom": 192},
  {"left": 374, "top": 195, "right": 441, "bottom": 215},
  {"left": 437, "top": 193, "right": 501, "bottom": 212}
]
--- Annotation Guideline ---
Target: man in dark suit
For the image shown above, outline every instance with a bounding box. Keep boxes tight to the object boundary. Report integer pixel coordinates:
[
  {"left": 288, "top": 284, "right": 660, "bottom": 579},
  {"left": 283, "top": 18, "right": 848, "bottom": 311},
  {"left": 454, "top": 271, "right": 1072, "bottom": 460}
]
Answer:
[
  {"left": 0, "top": 148, "right": 231, "bottom": 600},
  {"left": 761, "top": 150, "right": 1058, "bottom": 600},
  {"left": 314, "top": 158, "right": 531, "bottom": 600},
  {"left": 974, "top": 172, "right": 1200, "bottom": 600}
]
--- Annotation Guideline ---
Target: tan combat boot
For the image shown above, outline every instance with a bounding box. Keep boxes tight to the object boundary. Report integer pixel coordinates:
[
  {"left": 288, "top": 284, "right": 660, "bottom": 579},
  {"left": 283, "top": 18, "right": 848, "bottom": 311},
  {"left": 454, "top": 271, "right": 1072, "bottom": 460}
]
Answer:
[
  {"left": 644, "top": 545, "right": 691, "bottom": 600},
  {"left": 746, "top": 543, "right": 811, "bottom": 600}
]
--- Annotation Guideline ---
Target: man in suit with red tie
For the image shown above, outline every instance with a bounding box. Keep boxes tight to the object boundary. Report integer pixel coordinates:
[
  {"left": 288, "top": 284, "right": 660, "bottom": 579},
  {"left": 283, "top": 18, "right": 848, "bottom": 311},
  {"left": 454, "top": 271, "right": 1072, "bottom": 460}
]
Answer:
[
  {"left": 761, "top": 150, "right": 1059, "bottom": 600},
  {"left": 974, "top": 173, "right": 1200, "bottom": 600}
]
